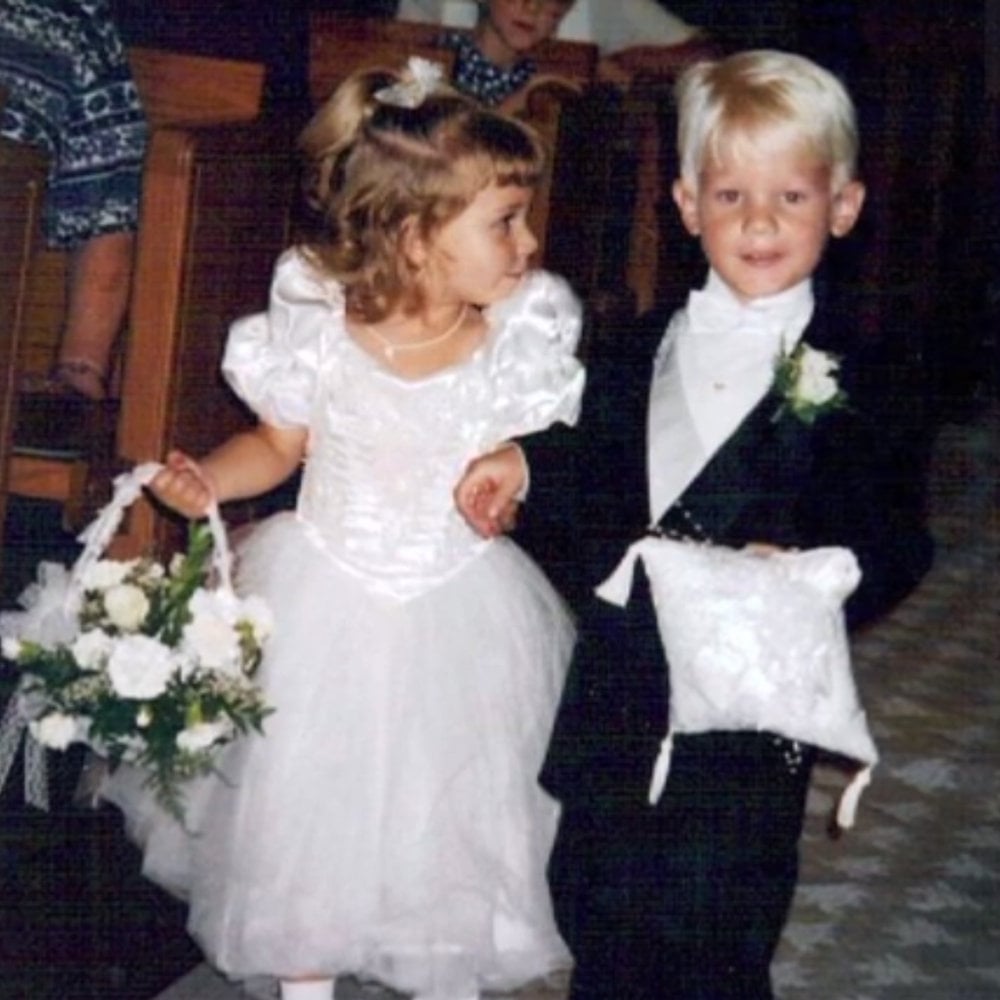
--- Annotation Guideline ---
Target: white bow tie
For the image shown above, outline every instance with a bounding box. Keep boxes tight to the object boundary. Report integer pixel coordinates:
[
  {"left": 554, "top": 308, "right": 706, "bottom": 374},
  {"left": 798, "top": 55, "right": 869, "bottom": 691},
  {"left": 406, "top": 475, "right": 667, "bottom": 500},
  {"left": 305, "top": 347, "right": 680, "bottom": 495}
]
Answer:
[
  {"left": 682, "top": 276, "right": 814, "bottom": 378},
  {"left": 687, "top": 287, "right": 809, "bottom": 339}
]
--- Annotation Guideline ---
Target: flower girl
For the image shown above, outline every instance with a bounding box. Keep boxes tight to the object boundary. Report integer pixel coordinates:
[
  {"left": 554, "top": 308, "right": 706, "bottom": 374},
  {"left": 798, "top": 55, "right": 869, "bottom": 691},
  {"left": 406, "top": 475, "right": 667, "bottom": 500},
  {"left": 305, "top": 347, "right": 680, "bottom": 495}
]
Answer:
[{"left": 104, "top": 59, "right": 583, "bottom": 1000}]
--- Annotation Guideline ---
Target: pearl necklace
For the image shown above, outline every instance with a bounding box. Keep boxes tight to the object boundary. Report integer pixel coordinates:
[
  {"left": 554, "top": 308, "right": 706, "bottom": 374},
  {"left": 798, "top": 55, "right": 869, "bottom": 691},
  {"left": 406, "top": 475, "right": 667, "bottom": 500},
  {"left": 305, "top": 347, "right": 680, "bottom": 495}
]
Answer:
[{"left": 365, "top": 304, "right": 468, "bottom": 361}]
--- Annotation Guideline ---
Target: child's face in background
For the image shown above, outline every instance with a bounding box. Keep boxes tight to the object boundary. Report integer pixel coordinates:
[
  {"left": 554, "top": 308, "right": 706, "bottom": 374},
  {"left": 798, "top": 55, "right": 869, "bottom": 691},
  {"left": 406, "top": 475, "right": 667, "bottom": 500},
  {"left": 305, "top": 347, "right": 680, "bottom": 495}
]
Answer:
[
  {"left": 477, "top": 0, "right": 573, "bottom": 66},
  {"left": 421, "top": 180, "right": 538, "bottom": 307},
  {"left": 672, "top": 136, "right": 865, "bottom": 303}
]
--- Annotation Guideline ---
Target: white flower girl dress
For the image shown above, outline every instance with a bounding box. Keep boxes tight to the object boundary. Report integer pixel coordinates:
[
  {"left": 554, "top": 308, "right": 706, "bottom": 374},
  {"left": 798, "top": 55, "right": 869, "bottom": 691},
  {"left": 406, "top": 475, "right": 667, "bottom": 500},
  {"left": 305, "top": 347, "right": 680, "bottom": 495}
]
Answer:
[{"left": 103, "top": 249, "right": 583, "bottom": 996}]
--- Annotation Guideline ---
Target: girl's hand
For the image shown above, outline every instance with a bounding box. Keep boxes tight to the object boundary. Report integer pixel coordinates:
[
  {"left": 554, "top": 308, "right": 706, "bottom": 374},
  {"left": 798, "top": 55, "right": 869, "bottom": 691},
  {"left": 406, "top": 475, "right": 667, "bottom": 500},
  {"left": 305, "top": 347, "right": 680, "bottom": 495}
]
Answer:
[
  {"left": 148, "top": 450, "right": 218, "bottom": 519},
  {"left": 454, "top": 443, "right": 526, "bottom": 538}
]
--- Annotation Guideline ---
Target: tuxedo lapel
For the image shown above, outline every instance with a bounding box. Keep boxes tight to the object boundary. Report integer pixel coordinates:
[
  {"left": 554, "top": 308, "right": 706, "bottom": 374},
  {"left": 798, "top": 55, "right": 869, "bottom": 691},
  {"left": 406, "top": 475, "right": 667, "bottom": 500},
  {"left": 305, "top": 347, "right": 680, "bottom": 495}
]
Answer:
[
  {"left": 658, "top": 367, "right": 815, "bottom": 543},
  {"left": 647, "top": 331, "right": 706, "bottom": 523}
]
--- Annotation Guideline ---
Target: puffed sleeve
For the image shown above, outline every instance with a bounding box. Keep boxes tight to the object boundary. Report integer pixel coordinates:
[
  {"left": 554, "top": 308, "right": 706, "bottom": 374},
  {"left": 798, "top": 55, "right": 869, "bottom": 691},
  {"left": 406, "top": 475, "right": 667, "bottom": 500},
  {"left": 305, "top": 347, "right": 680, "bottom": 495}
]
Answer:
[
  {"left": 222, "top": 249, "right": 341, "bottom": 428},
  {"left": 485, "top": 269, "right": 585, "bottom": 440}
]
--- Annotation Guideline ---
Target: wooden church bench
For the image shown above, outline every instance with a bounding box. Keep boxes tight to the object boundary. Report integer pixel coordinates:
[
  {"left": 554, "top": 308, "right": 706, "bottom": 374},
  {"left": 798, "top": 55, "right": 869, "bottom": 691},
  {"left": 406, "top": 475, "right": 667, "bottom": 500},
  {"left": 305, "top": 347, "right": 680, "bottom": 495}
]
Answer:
[{"left": 5, "top": 50, "right": 298, "bottom": 561}]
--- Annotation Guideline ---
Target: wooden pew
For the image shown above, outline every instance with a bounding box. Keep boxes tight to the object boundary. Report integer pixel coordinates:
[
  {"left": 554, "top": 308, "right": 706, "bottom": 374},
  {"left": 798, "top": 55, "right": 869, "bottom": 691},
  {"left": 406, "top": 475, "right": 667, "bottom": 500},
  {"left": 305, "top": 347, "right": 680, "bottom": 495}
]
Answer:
[
  {"left": 127, "top": 46, "right": 265, "bottom": 126},
  {"left": 514, "top": 83, "right": 634, "bottom": 332},
  {"left": 13, "top": 48, "right": 267, "bottom": 384},
  {"left": 308, "top": 14, "right": 457, "bottom": 105},
  {"left": 308, "top": 12, "right": 597, "bottom": 102},
  {"left": 620, "top": 76, "right": 707, "bottom": 316},
  {"left": 849, "top": 18, "right": 975, "bottom": 352},
  {"left": 111, "top": 51, "right": 295, "bottom": 558},
  {"left": 6, "top": 51, "right": 297, "bottom": 560},
  {"left": 111, "top": 119, "right": 298, "bottom": 559},
  {"left": 0, "top": 119, "right": 48, "bottom": 579}
]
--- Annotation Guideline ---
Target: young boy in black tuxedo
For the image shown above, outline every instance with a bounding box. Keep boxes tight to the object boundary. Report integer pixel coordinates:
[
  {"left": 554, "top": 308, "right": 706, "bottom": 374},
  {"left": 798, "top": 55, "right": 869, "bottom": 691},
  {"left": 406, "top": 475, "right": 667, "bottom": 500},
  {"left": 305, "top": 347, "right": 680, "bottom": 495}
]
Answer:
[{"left": 457, "top": 49, "right": 933, "bottom": 999}]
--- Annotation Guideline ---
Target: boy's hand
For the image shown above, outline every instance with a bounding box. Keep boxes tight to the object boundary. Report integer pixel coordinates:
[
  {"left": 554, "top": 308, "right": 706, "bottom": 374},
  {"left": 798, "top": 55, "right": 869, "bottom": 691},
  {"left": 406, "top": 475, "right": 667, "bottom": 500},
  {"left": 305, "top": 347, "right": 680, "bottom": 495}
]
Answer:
[
  {"left": 454, "top": 443, "right": 527, "bottom": 538},
  {"left": 148, "top": 450, "right": 217, "bottom": 519}
]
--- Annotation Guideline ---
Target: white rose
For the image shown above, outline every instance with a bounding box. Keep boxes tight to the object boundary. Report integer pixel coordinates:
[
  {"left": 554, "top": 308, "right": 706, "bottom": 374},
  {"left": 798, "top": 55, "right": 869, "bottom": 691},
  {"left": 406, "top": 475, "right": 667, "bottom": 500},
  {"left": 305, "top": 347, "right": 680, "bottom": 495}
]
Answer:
[
  {"left": 80, "top": 559, "right": 134, "bottom": 591},
  {"left": 29, "top": 712, "right": 83, "bottom": 750},
  {"left": 795, "top": 346, "right": 840, "bottom": 405},
  {"left": 189, "top": 587, "right": 240, "bottom": 623},
  {"left": 71, "top": 629, "right": 114, "bottom": 669},
  {"left": 2, "top": 637, "right": 22, "bottom": 660},
  {"left": 107, "top": 634, "right": 176, "bottom": 699},
  {"left": 103, "top": 584, "right": 150, "bottom": 632},
  {"left": 182, "top": 588, "right": 244, "bottom": 674},
  {"left": 174, "top": 650, "right": 199, "bottom": 681},
  {"left": 238, "top": 595, "right": 274, "bottom": 643},
  {"left": 176, "top": 718, "right": 232, "bottom": 753},
  {"left": 182, "top": 614, "right": 241, "bottom": 674}
]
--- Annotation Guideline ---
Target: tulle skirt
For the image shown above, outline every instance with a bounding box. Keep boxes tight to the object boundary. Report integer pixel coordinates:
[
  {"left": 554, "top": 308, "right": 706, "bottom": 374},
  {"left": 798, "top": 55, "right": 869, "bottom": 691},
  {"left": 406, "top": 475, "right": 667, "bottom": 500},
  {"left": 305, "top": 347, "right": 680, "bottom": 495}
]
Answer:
[{"left": 103, "top": 513, "right": 574, "bottom": 993}]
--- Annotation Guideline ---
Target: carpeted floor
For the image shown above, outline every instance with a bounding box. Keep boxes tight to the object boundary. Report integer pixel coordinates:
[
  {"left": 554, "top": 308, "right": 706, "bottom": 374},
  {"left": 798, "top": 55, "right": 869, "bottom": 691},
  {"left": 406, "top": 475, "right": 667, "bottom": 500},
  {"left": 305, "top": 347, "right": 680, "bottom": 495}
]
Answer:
[{"left": 773, "top": 405, "right": 1000, "bottom": 1000}]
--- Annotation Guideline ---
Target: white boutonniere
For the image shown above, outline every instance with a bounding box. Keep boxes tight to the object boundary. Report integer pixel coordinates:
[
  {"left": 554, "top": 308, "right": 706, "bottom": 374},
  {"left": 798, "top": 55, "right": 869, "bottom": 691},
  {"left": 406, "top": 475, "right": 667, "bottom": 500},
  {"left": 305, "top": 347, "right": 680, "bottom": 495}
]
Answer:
[{"left": 772, "top": 342, "right": 848, "bottom": 425}]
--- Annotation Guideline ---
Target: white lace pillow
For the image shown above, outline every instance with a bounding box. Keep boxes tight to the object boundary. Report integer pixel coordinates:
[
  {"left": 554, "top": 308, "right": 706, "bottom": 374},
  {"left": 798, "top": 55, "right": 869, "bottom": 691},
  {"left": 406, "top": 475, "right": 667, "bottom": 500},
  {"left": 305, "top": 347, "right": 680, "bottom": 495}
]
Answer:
[{"left": 596, "top": 536, "right": 878, "bottom": 828}]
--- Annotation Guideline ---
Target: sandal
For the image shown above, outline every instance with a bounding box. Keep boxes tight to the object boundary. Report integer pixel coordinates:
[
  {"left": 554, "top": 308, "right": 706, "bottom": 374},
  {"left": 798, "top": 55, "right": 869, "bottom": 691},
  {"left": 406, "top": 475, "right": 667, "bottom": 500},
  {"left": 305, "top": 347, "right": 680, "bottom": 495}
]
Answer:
[
  {"left": 19, "top": 359, "right": 108, "bottom": 401},
  {"left": 51, "top": 358, "right": 108, "bottom": 401}
]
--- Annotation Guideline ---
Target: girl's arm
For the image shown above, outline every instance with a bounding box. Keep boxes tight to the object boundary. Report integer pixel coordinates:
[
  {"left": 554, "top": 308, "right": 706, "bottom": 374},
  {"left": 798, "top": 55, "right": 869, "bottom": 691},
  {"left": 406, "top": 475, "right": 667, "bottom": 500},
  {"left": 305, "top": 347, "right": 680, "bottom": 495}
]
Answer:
[{"left": 150, "top": 422, "right": 307, "bottom": 519}]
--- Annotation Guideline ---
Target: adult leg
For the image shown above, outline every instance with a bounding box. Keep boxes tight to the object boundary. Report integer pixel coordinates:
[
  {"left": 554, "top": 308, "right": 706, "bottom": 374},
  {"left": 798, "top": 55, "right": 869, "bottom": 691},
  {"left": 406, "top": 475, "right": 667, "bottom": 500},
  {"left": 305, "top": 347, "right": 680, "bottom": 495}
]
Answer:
[{"left": 56, "top": 231, "right": 134, "bottom": 399}]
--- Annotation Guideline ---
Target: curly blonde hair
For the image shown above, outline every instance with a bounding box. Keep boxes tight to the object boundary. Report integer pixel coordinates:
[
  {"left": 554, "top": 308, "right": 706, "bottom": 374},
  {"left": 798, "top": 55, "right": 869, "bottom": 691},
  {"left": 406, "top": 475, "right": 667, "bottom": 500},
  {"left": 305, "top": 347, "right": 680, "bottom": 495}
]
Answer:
[{"left": 298, "top": 67, "right": 545, "bottom": 321}]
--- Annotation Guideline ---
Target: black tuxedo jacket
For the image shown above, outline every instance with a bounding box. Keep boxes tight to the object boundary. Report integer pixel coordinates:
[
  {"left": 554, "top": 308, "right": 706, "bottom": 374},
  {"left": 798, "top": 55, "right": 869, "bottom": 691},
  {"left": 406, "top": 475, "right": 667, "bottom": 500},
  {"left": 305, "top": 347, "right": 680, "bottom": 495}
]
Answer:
[{"left": 517, "top": 287, "right": 934, "bottom": 811}]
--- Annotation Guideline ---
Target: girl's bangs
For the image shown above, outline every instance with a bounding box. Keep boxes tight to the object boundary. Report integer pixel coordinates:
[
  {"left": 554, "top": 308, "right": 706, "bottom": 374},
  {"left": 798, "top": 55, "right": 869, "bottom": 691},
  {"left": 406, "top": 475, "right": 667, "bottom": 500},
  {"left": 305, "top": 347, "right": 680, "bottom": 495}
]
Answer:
[{"left": 447, "top": 148, "right": 543, "bottom": 200}]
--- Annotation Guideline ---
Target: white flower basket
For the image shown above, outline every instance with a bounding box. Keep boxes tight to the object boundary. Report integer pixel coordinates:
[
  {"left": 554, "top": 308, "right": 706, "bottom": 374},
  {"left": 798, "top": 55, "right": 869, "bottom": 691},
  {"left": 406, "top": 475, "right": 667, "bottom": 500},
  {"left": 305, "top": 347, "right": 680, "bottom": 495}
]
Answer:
[{"left": 0, "top": 463, "right": 273, "bottom": 818}]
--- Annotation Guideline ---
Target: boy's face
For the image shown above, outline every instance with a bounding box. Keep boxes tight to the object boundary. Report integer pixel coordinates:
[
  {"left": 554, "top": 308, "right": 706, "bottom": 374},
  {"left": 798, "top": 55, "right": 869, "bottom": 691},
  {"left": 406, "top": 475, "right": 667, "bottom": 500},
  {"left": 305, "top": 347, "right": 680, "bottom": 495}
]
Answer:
[
  {"left": 480, "top": 0, "right": 573, "bottom": 61},
  {"left": 672, "top": 140, "right": 865, "bottom": 303}
]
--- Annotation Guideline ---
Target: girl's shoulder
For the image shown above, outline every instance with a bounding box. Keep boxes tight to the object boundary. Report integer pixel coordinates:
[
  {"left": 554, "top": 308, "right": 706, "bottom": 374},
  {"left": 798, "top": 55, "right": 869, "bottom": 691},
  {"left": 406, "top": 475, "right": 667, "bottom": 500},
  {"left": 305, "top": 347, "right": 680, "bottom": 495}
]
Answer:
[
  {"left": 272, "top": 247, "right": 347, "bottom": 311},
  {"left": 483, "top": 269, "right": 582, "bottom": 349},
  {"left": 226, "top": 249, "right": 347, "bottom": 376},
  {"left": 262, "top": 247, "right": 351, "bottom": 347}
]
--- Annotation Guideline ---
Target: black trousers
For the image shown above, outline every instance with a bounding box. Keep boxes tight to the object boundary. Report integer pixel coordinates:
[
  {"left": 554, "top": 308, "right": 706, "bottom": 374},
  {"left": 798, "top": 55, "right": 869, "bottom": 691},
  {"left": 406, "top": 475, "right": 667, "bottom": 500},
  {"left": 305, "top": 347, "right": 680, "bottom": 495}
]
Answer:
[{"left": 549, "top": 732, "right": 814, "bottom": 1000}]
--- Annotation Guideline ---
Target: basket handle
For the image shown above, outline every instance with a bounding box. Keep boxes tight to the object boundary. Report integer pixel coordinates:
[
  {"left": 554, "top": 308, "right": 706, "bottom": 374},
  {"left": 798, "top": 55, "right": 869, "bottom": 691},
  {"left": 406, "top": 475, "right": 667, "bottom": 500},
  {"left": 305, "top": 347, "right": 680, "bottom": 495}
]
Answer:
[{"left": 73, "top": 462, "right": 233, "bottom": 599}]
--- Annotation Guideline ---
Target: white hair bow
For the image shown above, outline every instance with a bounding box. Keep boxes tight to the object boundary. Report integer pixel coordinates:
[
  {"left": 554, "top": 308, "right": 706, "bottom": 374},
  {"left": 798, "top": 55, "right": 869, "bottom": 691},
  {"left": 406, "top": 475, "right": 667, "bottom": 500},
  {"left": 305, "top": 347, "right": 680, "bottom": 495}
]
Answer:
[{"left": 373, "top": 57, "right": 447, "bottom": 109}]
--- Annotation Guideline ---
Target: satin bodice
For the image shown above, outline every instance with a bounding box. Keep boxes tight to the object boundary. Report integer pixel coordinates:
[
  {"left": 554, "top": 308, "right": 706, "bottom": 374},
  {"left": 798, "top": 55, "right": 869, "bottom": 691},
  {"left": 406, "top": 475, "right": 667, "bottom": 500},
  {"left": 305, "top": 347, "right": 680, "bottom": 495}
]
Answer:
[{"left": 224, "top": 249, "right": 584, "bottom": 600}]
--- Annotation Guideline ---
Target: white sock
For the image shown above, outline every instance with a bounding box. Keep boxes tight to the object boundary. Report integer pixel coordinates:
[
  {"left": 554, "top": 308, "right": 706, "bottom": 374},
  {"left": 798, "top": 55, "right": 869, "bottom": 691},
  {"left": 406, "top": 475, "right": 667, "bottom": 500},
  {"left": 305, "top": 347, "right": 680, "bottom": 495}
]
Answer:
[{"left": 279, "top": 980, "right": 334, "bottom": 1000}]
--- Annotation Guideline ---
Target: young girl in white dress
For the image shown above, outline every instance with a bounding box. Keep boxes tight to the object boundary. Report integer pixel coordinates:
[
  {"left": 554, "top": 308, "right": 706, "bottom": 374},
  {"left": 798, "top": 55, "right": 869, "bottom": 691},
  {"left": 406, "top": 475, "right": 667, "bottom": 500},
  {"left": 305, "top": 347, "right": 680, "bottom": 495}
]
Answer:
[{"left": 103, "top": 59, "right": 583, "bottom": 1000}]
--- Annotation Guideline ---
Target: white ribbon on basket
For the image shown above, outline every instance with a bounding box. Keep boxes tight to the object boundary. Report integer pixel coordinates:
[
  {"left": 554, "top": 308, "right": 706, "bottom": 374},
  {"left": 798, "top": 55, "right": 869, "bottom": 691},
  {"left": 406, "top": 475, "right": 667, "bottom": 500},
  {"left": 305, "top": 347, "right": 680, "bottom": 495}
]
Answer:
[
  {"left": 75, "top": 462, "right": 233, "bottom": 601},
  {"left": 0, "top": 693, "right": 49, "bottom": 809},
  {"left": 0, "top": 461, "right": 233, "bottom": 810}
]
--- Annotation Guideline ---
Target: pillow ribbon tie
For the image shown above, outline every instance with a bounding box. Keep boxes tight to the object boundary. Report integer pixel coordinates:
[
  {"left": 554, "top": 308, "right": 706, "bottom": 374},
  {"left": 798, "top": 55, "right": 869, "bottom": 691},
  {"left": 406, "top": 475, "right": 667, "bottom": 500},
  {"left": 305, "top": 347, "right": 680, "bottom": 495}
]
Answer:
[
  {"left": 594, "top": 539, "right": 652, "bottom": 607},
  {"left": 648, "top": 732, "right": 675, "bottom": 805},
  {"left": 835, "top": 764, "right": 873, "bottom": 830}
]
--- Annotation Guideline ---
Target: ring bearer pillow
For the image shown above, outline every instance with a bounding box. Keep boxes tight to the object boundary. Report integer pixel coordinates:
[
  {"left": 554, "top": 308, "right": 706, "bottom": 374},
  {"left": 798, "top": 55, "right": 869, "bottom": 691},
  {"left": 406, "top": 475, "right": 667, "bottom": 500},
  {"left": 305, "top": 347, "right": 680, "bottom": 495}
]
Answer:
[{"left": 595, "top": 537, "right": 878, "bottom": 830}]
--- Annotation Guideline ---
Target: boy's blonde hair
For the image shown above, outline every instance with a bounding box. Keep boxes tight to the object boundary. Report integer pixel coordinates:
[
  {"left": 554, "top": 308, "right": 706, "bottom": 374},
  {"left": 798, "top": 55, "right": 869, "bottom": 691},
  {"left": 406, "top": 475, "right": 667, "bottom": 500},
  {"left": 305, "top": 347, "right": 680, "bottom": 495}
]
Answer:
[
  {"left": 299, "top": 66, "right": 544, "bottom": 321},
  {"left": 675, "top": 50, "right": 859, "bottom": 189}
]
